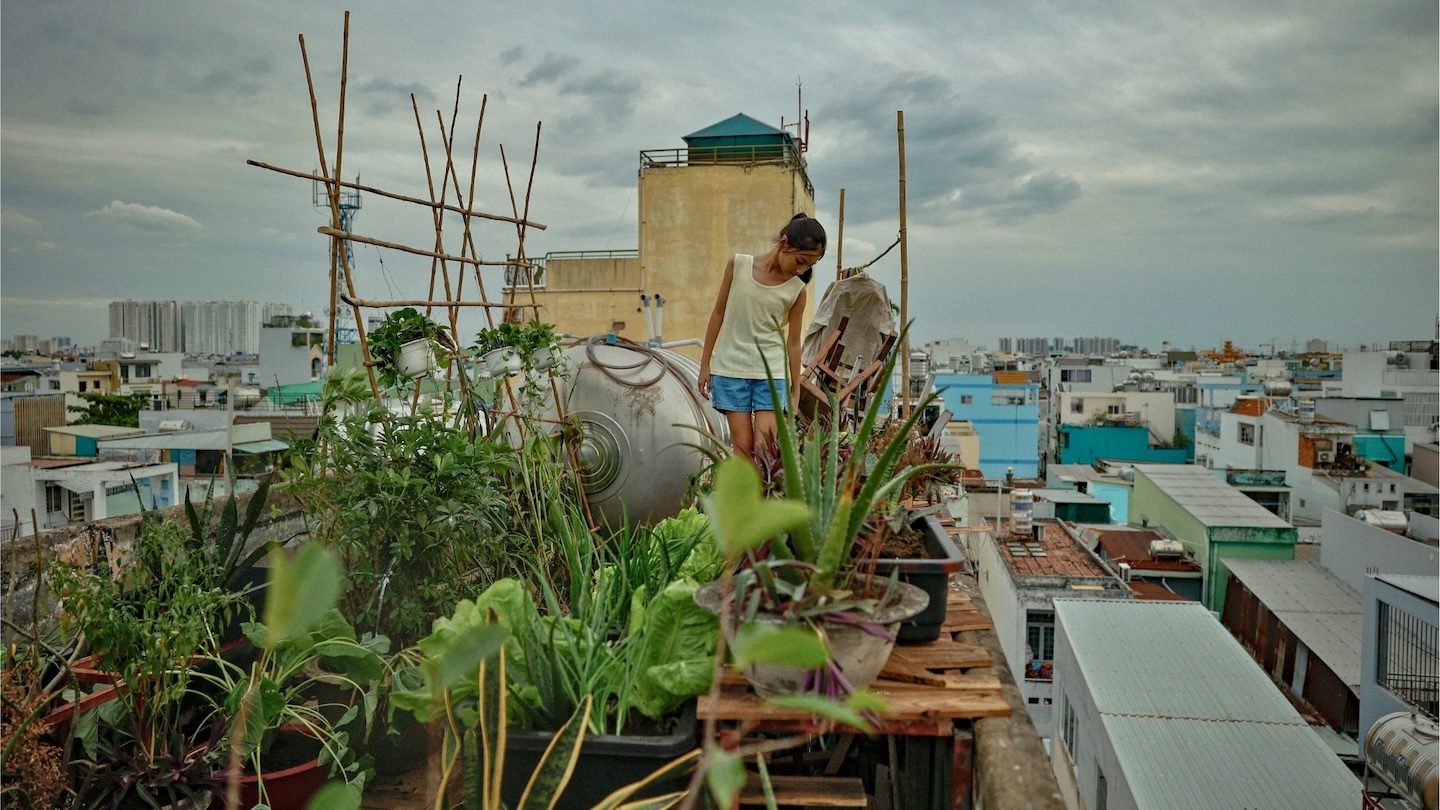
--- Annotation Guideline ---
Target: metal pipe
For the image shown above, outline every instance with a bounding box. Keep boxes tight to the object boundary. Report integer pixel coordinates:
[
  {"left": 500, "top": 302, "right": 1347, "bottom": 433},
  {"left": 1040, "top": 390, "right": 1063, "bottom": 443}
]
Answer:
[{"left": 654, "top": 294, "right": 666, "bottom": 345}]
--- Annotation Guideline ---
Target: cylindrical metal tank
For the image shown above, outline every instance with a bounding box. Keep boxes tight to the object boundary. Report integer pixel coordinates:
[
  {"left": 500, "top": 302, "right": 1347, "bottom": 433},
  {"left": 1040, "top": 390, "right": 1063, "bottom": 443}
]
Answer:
[
  {"left": 1298, "top": 398, "right": 1316, "bottom": 424},
  {"left": 546, "top": 338, "right": 729, "bottom": 527},
  {"left": 1262, "top": 378, "right": 1292, "bottom": 397},
  {"left": 1365, "top": 712, "right": 1438, "bottom": 810},
  {"left": 1010, "top": 489, "right": 1033, "bottom": 536}
]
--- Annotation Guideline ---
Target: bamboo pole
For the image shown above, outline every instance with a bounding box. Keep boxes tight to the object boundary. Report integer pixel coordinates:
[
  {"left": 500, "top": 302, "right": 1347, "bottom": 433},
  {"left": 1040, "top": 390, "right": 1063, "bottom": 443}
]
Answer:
[
  {"left": 315, "top": 227, "right": 526, "bottom": 267},
  {"left": 897, "top": 110, "right": 909, "bottom": 418},
  {"left": 339, "top": 294, "right": 538, "bottom": 309},
  {"left": 836, "top": 188, "right": 846, "bottom": 282},
  {"left": 246, "top": 161, "right": 545, "bottom": 230}
]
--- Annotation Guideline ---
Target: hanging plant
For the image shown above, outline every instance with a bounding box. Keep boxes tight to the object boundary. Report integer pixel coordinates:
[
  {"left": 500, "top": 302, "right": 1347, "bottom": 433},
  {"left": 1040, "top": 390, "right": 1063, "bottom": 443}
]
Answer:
[{"left": 368, "top": 308, "right": 454, "bottom": 389}]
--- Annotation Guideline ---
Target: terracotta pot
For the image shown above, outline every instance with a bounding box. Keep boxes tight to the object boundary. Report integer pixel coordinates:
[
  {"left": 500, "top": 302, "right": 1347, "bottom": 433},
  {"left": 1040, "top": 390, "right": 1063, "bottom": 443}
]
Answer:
[
  {"left": 693, "top": 580, "right": 929, "bottom": 698},
  {"left": 219, "top": 727, "right": 326, "bottom": 810}
]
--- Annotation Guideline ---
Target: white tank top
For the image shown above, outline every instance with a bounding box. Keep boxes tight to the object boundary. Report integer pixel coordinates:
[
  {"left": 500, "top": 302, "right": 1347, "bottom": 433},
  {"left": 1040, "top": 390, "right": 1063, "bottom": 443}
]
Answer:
[{"left": 709, "top": 253, "right": 805, "bottom": 380}]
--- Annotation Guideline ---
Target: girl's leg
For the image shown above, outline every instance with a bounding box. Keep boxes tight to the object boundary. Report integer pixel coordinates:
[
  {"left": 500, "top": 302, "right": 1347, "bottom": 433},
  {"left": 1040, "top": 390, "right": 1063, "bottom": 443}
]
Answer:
[
  {"left": 726, "top": 410, "right": 757, "bottom": 461},
  {"left": 752, "top": 409, "right": 778, "bottom": 453}
]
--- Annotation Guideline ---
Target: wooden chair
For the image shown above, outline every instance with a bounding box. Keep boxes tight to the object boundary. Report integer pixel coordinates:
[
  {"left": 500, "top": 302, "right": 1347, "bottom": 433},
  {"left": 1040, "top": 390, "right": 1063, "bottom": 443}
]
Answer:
[{"left": 797, "top": 316, "right": 898, "bottom": 420}]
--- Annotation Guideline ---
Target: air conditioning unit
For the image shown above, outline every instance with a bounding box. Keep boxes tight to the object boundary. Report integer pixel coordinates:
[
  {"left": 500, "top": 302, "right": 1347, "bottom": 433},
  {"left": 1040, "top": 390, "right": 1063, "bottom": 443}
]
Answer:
[
  {"left": 1316, "top": 450, "right": 1334, "bottom": 464},
  {"left": 1118, "top": 562, "right": 1133, "bottom": 583}
]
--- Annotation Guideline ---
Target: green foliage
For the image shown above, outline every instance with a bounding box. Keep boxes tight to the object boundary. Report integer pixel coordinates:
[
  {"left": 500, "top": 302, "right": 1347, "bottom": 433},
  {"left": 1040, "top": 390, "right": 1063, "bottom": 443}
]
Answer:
[
  {"left": 197, "top": 546, "right": 382, "bottom": 791},
  {"left": 51, "top": 518, "right": 243, "bottom": 805},
  {"left": 182, "top": 474, "right": 281, "bottom": 594},
  {"left": 282, "top": 372, "right": 521, "bottom": 646},
  {"left": 66, "top": 391, "right": 149, "bottom": 427},
  {"left": 393, "top": 606, "right": 696, "bottom": 810}
]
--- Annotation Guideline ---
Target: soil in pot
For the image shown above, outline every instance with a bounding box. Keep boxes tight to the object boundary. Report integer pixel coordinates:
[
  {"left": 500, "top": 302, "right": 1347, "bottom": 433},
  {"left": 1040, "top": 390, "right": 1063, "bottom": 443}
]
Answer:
[
  {"left": 872, "top": 515, "right": 966, "bottom": 644},
  {"left": 878, "top": 523, "right": 927, "bottom": 559}
]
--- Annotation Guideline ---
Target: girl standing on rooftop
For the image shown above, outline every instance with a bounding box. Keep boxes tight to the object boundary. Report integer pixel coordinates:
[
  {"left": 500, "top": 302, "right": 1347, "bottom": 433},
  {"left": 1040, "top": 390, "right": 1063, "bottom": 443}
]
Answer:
[{"left": 698, "top": 213, "right": 826, "bottom": 462}]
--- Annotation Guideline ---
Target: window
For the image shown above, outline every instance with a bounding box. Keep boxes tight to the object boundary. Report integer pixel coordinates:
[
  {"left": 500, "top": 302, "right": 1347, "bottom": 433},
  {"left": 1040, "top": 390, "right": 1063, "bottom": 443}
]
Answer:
[
  {"left": 1071, "top": 398, "right": 1085, "bottom": 414},
  {"left": 1107, "top": 404, "right": 1123, "bottom": 416},
  {"left": 1239, "top": 423, "right": 1255, "bottom": 445},
  {"left": 48, "top": 380, "right": 60, "bottom": 391},
  {"left": 45, "top": 486, "right": 64, "bottom": 515},
  {"left": 960, "top": 395, "right": 973, "bottom": 405},
  {"left": 1026, "top": 610, "right": 1056, "bottom": 681},
  {"left": 78, "top": 381, "right": 87, "bottom": 392},
  {"left": 993, "top": 390, "right": 1025, "bottom": 406},
  {"left": 1376, "top": 601, "right": 1439, "bottom": 717},
  {"left": 1060, "top": 696, "right": 1077, "bottom": 760},
  {"left": 1061, "top": 369, "right": 1092, "bottom": 383}
]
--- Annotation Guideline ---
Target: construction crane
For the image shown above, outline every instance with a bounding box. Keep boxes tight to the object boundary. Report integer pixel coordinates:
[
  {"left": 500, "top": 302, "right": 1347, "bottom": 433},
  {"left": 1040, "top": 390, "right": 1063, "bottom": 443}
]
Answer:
[{"left": 313, "top": 173, "right": 362, "bottom": 351}]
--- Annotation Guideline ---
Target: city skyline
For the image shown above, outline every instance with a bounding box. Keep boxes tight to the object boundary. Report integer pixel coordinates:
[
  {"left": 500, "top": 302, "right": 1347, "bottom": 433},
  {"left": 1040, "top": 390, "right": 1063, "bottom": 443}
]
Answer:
[{"left": 2, "top": 2, "right": 1436, "bottom": 350}]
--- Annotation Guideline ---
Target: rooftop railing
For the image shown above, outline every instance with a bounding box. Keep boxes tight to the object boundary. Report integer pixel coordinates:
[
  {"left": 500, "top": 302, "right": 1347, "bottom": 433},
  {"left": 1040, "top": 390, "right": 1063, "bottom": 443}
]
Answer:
[{"left": 640, "top": 144, "right": 814, "bottom": 199}]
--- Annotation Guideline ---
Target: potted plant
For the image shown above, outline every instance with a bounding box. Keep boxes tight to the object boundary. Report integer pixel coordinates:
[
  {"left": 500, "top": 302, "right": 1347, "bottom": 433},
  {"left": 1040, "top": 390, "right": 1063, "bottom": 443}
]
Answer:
[
  {"left": 692, "top": 336, "right": 947, "bottom": 698},
  {"left": 858, "top": 424, "right": 966, "bottom": 643},
  {"left": 389, "top": 600, "right": 700, "bottom": 810},
  {"left": 199, "top": 544, "right": 381, "bottom": 810},
  {"left": 281, "top": 368, "right": 521, "bottom": 649},
  {"left": 49, "top": 517, "right": 244, "bottom": 808},
  {"left": 368, "top": 307, "right": 454, "bottom": 388},
  {"left": 472, "top": 321, "right": 526, "bottom": 377}
]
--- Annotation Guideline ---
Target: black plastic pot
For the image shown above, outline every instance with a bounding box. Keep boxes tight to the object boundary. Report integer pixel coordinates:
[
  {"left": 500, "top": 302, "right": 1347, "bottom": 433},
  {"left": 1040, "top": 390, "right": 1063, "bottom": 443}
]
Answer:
[
  {"left": 501, "top": 702, "right": 698, "bottom": 809},
  {"left": 873, "top": 515, "right": 965, "bottom": 643}
]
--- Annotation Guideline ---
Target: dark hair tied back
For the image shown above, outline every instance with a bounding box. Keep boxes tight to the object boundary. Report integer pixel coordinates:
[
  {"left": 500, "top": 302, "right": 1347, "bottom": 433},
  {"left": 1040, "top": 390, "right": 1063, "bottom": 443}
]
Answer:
[{"left": 779, "top": 213, "right": 827, "bottom": 254}]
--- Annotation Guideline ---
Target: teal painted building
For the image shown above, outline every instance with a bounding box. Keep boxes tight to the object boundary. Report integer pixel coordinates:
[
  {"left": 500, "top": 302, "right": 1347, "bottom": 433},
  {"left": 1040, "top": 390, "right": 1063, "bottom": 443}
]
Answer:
[
  {"left": 1055, "top": 424, "right": 1189, "bottom": 466},
  {"left": 1129, "top": 463, "right": 1297, "bottom": 614}
]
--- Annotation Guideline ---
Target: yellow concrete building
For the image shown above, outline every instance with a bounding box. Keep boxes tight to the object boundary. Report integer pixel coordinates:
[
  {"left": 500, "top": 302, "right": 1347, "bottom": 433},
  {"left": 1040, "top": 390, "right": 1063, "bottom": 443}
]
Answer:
[{"left": 506, "top": 114, "right": 817, "bottom": 359}]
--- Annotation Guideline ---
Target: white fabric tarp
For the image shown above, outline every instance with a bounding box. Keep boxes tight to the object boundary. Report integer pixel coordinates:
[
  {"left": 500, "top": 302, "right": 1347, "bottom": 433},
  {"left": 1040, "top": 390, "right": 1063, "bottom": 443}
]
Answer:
[{"left": 801, "top": 273, "right": 897, "bottom": 371}]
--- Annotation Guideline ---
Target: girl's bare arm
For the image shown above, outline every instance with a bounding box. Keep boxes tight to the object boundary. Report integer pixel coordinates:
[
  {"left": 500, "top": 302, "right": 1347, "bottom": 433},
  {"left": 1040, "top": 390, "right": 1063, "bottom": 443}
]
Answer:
[
  {"left": 785, "top": 286, "right": 807, "bottom": 410},
  {"left": 698, "top": 256, "right": 736, "bottom": 398}
]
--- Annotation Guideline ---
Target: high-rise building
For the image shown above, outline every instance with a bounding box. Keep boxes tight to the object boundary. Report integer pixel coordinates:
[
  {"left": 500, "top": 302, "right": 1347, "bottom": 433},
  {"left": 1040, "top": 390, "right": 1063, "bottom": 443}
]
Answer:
[
  {"left": 262, "top": 302, "right": 294, "bottom": 326},
  {"left": 181, "top": 301, "right": 261, "bottom": 355},
  {"left": 109, "top": 300, "right": 183, "bottom": 352},
  {"left": 998, "top": 337, "right": 1013, "bottom": 354}
]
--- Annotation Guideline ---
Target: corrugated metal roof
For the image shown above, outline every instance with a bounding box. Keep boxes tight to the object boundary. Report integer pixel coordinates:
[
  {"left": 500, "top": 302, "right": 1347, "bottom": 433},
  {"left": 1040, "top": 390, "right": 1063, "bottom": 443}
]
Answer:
[
  {"left": 1056, "top": 599, "right": 1361, "bottom": 809},
  {"left": 96, "top": 424, "right": 272, "bottom": 451},
  {"left": 1134, "top": 464, "right": 1293, "bottom": 529},
  {"left": 44, "top": 424, "right": 146, "bottom": 439},
  {"left": 1374, "top": 574, "right": 1440, "bottom": 604},
  {"left": 233, "top": 439, "right": 289, "bottom": 454},
  {"left": 1032, "top": 488, "right": 1108, "bottom": 504},
  {"left": 1103, "top": 716, "right": 1360, "bottom": 809},
  {"left": 1223, "top": 558, "right": 1361, "bottom": 688}
]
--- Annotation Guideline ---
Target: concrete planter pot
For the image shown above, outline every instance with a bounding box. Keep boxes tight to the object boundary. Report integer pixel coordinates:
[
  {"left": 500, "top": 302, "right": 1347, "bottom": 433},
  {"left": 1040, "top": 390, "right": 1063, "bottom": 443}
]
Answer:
[{"left": 693, "top": 580, "right": 929, "bottom": 698}]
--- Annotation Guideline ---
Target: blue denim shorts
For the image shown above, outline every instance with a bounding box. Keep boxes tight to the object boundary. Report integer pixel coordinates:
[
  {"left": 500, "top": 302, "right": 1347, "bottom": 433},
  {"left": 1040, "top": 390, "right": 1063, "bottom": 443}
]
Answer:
[{"left": 711, "top": 375, "right": 786, "bottom": 413}]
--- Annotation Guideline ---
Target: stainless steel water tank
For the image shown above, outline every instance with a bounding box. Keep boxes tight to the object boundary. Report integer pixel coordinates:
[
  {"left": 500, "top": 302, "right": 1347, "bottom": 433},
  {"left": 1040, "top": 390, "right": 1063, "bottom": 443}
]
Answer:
[
  {"left": 548, "top": 338, "right": 729, "bottom": 527},
  {"left": 1365, "top": 712, "right": 1438, "bottom": 810}
]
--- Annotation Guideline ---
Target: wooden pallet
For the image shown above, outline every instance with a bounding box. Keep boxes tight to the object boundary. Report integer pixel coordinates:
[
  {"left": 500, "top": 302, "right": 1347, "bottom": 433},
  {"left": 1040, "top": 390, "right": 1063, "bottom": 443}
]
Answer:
[{"left": 739, "top": 774, "right": 869, "bottom": 807}]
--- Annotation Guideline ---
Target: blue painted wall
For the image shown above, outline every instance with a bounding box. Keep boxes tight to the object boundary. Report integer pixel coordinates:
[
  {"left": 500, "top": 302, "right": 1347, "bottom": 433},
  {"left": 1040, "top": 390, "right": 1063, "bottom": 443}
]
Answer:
[
  {"left": 1090, "top": 481, "right": 1131, "bottom": 525},
  {"left": 1057, "top": 424, "right": 1189, "bottom": 466},
  {"left": 933, "top": 373, "right": 1039, "bottom": 477}
]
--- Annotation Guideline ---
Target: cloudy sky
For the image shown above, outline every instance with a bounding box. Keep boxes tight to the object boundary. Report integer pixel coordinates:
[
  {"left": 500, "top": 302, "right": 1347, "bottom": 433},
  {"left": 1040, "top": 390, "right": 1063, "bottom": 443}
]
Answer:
[{"left": 3, "top": 1, "right": 1436, "bottom": 352}]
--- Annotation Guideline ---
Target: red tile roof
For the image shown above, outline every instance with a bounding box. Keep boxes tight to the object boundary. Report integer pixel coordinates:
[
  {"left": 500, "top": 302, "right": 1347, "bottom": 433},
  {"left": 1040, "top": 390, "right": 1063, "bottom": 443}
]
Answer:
[
  {"left": 1129, "top": 581, "right": 1191, "bottom": 601},
  {"left": 996, "top": 520, "right": 1111, "bottom": 578},
  {"left": 1231, "top": 397, "right": 1269, "bottom": 417},
  {"left": 1091, "top": 528, "right": 1202, "bottom": 573}
]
